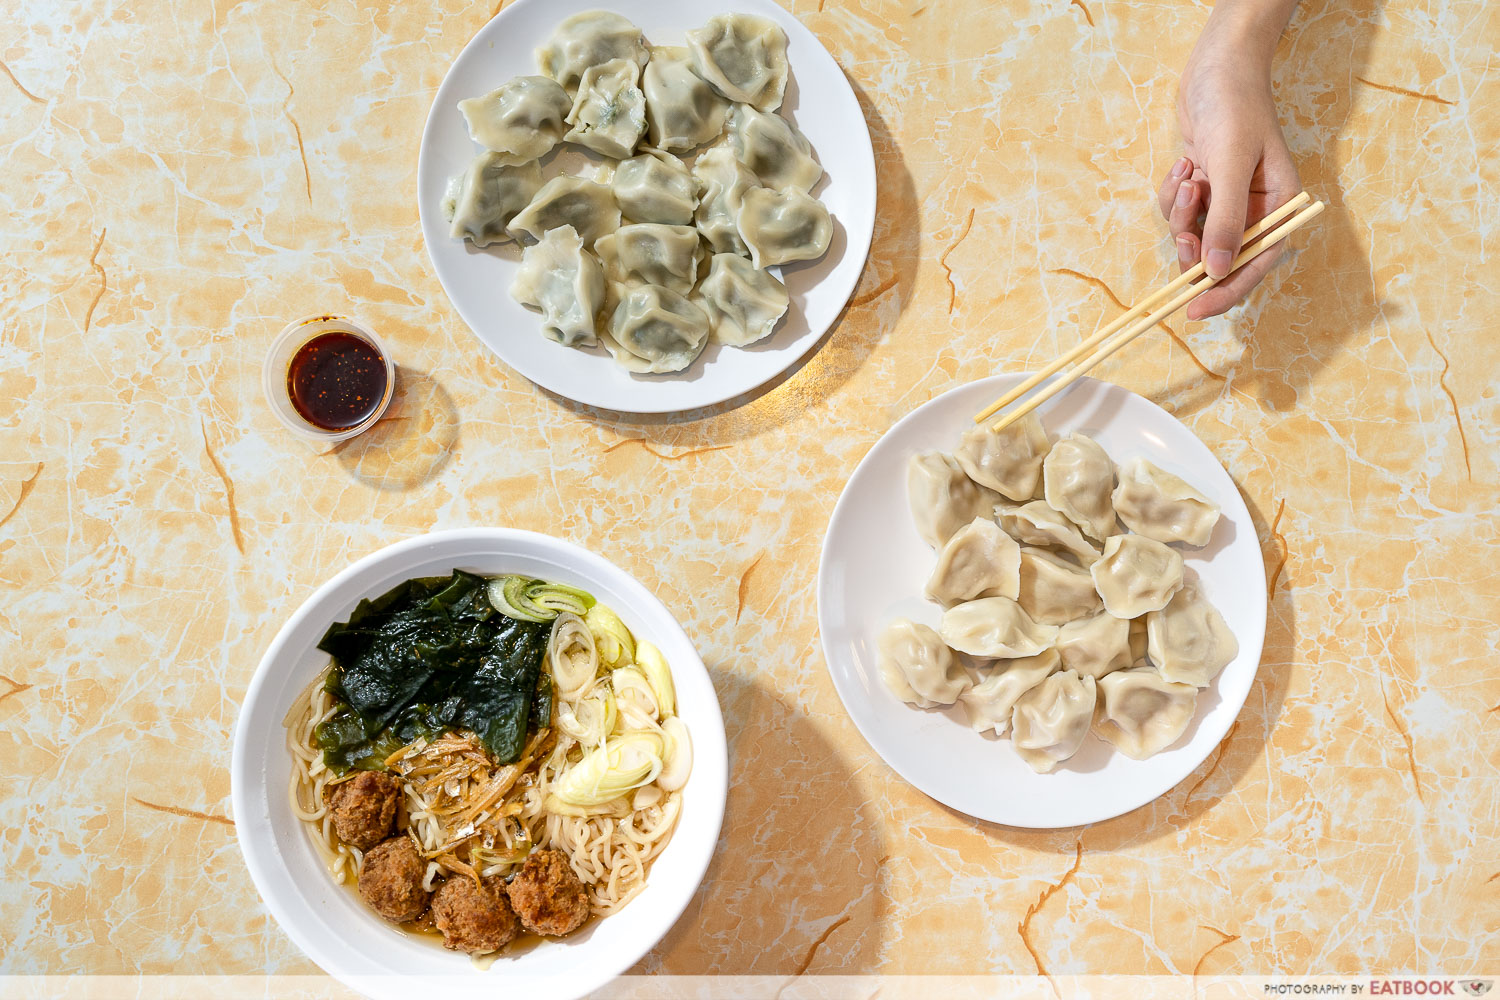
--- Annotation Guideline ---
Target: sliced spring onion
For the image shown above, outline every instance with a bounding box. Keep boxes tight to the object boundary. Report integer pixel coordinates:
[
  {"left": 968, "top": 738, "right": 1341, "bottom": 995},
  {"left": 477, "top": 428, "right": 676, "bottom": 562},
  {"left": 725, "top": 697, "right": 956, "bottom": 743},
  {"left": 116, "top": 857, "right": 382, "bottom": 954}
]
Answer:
[
  {"left": 487, "top": 576, "right": 596, "bottom": 623},
  {"left": 611, "top": 666, "right": 659, "bottom": 724},
  {"left": 551, "top": 732, "right": 663, "bottom": 807},
  {"left": 555, "top": 688, "right": 616, "bottom": 749},
  {"left": 549, "top": 612, "right": 600, "bottom": 701},
  {"left": 540, "top": 793, "right": 634, "bottom": 818},
  {"left": 657, "top": 715, "right": 692, "bottom": 792},
  {"left": 632, "top": 783, "right": 665, "bottom": 810},
  {"left": 531, "top": 582, "right": 595, "bottom": 616},
  {"left": 635, "top": 640, "right": 675, "bottom": 718},
  {"left": 585, "top": 604, "right": 636, "bottom": 669}
]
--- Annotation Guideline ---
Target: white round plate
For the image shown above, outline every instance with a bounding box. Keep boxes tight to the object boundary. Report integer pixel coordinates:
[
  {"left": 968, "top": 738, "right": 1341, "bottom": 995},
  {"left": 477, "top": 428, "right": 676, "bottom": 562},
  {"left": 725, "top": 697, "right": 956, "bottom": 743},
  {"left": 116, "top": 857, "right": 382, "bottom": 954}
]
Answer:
[
  {"left": 817, "top": 376, "right": 1266, "bottom": 829},
  {"left": 417, "top": 0, "right": 877, "bottom": 414},
  {"left": 232, "top": 529, "right": 728, "bottom": 1000}
]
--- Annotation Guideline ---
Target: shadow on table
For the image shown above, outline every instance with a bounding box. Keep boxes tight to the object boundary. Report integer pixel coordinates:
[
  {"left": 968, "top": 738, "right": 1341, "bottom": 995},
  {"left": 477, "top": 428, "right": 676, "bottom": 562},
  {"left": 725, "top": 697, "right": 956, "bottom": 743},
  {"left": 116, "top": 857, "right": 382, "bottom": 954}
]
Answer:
[
  {"left": 326, "top": 366, "right": 459, "bottom": 491},
  {"left": 960, "top": 482, "right": 1297, "bottom": 854},
  {"left": 640, "top": 669, "right": 888, "bottom": 975},
  {"left": 1153, "top": 0, "right": 1388, "bottom": 420},
  {"left": 545, "top": 74, "right": 920, "bottom": 444}
]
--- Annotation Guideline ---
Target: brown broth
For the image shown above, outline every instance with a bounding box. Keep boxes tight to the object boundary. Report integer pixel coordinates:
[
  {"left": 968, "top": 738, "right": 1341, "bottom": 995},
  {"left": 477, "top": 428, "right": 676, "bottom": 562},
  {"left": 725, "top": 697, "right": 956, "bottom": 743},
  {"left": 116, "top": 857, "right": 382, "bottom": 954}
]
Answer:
[{"left": 286, "top": 331, "right": 387, "bottom": 431}]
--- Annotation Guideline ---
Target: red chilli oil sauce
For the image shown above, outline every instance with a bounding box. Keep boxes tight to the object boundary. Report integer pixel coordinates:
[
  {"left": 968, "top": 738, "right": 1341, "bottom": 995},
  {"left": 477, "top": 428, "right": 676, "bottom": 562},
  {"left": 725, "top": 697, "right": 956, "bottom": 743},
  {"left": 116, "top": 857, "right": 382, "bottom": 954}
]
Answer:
[{"left": 286, "top": 330, "right": 389, "bottom": 431}]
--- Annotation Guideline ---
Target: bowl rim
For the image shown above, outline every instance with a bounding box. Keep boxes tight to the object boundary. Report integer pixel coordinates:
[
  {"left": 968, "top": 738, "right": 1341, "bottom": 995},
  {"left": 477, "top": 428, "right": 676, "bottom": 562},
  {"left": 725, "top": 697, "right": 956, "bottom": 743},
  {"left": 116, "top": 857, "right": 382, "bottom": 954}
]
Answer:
[{"left": 230, "top": 527, "right": 728, "bottom": 999}]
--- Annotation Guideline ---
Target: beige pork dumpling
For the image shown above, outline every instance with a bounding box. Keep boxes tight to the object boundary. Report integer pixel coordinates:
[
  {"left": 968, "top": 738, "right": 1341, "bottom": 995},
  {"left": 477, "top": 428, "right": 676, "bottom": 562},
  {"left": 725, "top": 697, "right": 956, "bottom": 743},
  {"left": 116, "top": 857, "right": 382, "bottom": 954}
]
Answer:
[
  {"left": 958, "top": 649, "right": 1059, "bottom": 736},
  {"left": 1112, "top": 457, "right": 1221, "bottom": 547},
  {"left": 1017, "top": 547, "right": 1102, "bottom": 626},
  {"left": 1010, "top": 669, "right": 1097, "bottom": 773},
  {"left": 953, "top": 414, "right": 1052, "bottom": 501},
  {"left": 877, "top": 618, "right": 969, "bottom": 709},
  {"left": 1054, "top": 610, "right": 1131, "bottom": 679},
  {"left": 1146, "top": 580, "right": 1239, "bottom": 686},
  {"left": 1043, "top": 432, "right": 1118, "bottom": 542},
  {"left": 906, "top": 452, "right": 1001, "bottom": 549},
  {"left": 924, "top": 516, "right": 1021, "bottom": 606},
  {"left": 1089, "top": 534, "right": 1184, "bottom": 618},
  {"left": 1094, "top": 667, "right": 1198, "bottom": 759},
  {"left": 939, "top": 596, "right": 1058, "bottom": 659},
  {"left": 994, "top": 499, "right": 1101, "bottom": 567}
]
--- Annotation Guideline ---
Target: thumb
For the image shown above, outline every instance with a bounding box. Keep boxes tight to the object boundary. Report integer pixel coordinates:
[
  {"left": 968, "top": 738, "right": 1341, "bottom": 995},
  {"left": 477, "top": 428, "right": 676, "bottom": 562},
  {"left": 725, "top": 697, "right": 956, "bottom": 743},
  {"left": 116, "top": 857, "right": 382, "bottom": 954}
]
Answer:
[{"left": 1200, "top": 149, "right": 1256, "bottom": 280}]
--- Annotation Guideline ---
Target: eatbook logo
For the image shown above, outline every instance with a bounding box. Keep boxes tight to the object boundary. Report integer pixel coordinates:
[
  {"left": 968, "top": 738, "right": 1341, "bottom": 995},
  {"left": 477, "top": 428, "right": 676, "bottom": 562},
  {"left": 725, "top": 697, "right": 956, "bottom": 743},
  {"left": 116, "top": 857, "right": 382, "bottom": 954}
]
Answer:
[{"left": 1461, "top": 983, "right": 1492, "bottom": 997}]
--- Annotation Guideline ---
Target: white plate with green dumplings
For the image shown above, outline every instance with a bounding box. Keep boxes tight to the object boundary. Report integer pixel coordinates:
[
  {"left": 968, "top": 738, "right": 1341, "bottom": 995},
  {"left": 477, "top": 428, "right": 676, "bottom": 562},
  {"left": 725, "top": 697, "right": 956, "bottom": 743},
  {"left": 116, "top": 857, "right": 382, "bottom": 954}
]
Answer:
[
  {"left": 817, "top": 375, "right": 1266, "bottom": 828},
  {"left": 417, "top": 0, "right": 876, "bottom": 414}
]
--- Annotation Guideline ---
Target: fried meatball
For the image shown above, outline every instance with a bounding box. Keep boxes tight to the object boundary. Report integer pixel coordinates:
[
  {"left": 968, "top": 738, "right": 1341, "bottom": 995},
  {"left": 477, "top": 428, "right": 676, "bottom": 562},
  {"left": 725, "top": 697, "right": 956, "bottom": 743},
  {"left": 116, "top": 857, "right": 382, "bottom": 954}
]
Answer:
[
  {"left": 358, "top": 836, "right": 430, "bottom": 923},
  {"left": 504, "top": 849, "right": 590, "bottom": 937},
  {"left": 324, "top": 771, "right": 401, "bottom": 851},
  {"left": 431, "top": 876, "right": 521, "bottom": 953}
]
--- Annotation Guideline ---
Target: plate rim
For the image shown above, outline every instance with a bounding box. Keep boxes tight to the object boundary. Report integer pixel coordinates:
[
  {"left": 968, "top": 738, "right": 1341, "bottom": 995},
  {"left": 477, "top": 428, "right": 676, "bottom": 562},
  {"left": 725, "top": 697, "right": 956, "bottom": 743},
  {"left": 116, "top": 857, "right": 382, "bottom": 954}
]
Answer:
[
  {"left": 414, "top": 0, "right": 878, "bottom": 415},
  {"left": 815, "top": 374, "right": 1268, "bottom": 829},
  {"left": 230, "top": 527, "right": 729, "bottom": 1000}
]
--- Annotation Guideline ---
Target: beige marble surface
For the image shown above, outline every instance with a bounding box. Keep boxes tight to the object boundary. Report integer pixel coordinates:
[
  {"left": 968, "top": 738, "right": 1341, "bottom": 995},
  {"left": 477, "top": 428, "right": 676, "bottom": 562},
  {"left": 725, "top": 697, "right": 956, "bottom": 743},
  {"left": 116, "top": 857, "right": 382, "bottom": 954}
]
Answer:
[{"left": 2, "top": 0, "right": 1496, "bottom": 983}]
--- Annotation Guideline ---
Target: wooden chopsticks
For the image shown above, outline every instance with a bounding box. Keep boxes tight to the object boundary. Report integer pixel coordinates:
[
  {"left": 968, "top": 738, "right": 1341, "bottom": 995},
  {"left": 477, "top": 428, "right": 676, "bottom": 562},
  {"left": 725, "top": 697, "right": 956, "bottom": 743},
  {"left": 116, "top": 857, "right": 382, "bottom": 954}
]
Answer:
[{"left": 974, "top": 192, "right": 1325, "bottom": 431}]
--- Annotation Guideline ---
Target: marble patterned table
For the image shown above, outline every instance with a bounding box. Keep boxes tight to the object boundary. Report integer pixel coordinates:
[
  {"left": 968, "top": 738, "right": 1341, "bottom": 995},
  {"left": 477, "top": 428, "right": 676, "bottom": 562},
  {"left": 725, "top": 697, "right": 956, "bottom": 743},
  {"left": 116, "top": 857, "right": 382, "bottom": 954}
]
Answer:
[{"left": 2, "top": 0, "right": 1495, "bottom": 985}]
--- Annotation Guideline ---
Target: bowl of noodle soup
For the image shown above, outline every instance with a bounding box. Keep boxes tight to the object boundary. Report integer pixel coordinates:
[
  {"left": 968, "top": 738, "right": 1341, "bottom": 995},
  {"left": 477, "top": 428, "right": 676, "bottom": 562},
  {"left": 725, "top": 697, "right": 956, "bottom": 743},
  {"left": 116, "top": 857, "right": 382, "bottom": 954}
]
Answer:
[{"left": 232, "top": 529, "right": 727, "bottom": 1000}]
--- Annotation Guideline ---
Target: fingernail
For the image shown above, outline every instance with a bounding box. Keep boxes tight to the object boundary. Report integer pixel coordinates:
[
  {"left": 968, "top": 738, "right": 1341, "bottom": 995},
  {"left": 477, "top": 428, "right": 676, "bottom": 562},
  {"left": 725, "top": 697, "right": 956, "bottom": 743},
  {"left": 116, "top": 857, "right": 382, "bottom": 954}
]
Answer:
[
  {"left": 1176, "top": 234, "right": 1195, "bottom": 266},
  {"left": 1175, "top": 182, "right": 1194, "bottom": 208},
  {"left": 1170, "top": 157, "right": 1188, "bottom": 178},
  {"left": 1206, "top": 248, "right": 1233, "bottom": 278}
]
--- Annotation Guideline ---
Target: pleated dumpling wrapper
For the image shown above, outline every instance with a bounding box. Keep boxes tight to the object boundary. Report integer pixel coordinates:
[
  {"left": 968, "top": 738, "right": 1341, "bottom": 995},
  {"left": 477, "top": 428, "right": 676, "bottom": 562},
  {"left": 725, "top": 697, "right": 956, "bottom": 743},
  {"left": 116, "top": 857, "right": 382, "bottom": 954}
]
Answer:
[
  {"left": 1094, "top": 667, "right": 1198, "bottom": 760},
  {"left": 878, "top": 618, "right": 969, "bottom": 709},
  {"left": 1011, "top": 670, "right": 1097, "bottom": 773},
  {"left": 939, "top": 596, "right": 1058, "bottom": 659},
  {"left": 1146, "top": 581, "right": 1239, "bottom": 687}
]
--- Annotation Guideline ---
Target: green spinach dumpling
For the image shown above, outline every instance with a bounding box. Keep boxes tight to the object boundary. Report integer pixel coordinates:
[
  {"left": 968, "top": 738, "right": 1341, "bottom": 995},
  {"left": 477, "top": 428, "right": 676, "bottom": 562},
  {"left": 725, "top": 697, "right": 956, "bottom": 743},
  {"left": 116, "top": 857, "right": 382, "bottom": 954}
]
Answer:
[
  {"left": 510, "top": 225, "right": 605, "bottom": 348},
  {"left": 687, "top": 14, "right": 788, "bottom": 112},
  {"left": 694, "top": 253, "right": 787, "bottom": 347},
  {"left": 642, "top": 45, "right": 729, "bottom": 151},
  {"left": 612, "top": 150, "right": 697, "bottom": 225},
  {"left": 726, "top": 105, "right": 821, "bottom": 193},
  {"left": 507, "top": 176, "right": 620, "bottom": 247},
  {"left": 692, "top": 147, "right": 758, "bottom": 256},
  {"left": 442, "top": 153, "right": 542, "bottom": 247},
  {"left": 564, "top": 58, "right": 647, "bottom": 159},
  {"left": 734, "top": 187, "right": 831, "bottom": 269},
  {"left": 594, "top": 224, "right": 701, "bottom": 296},
  {"left": 536, "top": 10, "right": 649, "bottom": 95},
  {"left": 603, "top": 285, "right": 710, "bottom": 374},
  {"left": 457, "top": 76, "right": 571, "bottom": 164}
]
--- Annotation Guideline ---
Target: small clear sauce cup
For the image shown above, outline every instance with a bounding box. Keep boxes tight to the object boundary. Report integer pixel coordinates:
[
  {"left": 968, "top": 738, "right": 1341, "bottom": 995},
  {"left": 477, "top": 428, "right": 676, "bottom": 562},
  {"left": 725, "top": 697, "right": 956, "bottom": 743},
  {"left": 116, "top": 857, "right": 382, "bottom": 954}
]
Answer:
[{"left": 263, "top": 315, "right": 396, "bottom": 444}]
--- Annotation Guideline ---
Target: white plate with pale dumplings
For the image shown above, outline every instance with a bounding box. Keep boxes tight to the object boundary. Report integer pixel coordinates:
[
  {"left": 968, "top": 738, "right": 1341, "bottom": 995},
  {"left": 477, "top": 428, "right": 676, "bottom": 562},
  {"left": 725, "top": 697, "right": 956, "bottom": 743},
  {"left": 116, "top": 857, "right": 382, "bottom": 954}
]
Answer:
[
  {"left": 817, "top": 375, "right": 1266, "bottom": 828},
  {"left": 417, "top": 0, "right": 876, "bottom": 414}
]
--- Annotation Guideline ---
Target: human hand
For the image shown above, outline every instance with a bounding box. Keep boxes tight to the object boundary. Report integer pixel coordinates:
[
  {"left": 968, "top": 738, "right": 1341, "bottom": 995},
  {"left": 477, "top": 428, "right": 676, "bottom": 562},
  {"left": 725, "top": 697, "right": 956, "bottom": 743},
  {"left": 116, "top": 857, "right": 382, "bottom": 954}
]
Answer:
[{"left": 1157, "top": 5, "right": 1303, "bottom": 320}]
